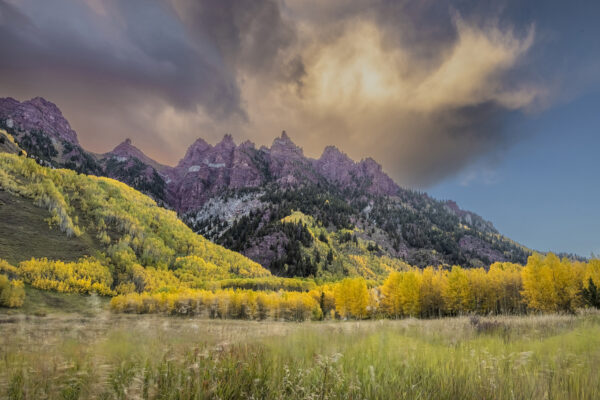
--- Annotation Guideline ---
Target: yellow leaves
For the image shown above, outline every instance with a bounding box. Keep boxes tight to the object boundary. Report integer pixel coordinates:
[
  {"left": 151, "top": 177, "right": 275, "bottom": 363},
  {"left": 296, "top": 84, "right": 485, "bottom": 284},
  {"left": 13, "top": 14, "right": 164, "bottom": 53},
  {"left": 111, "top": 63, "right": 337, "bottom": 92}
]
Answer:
[
  {"left": 110, "top": 288, "right": 322, "bottom": 321},
  {"left": 173, "top": 256, "right": 226, "bottom": 282},
  {"left": 419, "top": 267, "right": 447, "bottom": 317},
  {"left": 379, "top": 263, "right": 526, "bottom": 317},
  {"left": 16, "top": 257, "right": 115, "bottom": 296},
  {"left": 584, "top": 259, "right": 600, "bottom": 288},
  {"left": 97, "top": 230, "right": 111, "bottom": 245},
  {"left": 115, "top": 282, "right": 136, "bottom": 295},
  {"left": 487, "top": 262, "right": 523, "bottom": 313},
  {"left": 349, "top": 255, "right": 377, "bottom": 280},
  {"left": 381, "top": 270, "right": 423, "bottom": 318},
  {"left": 444, "top": 266, "right": 472, "bottom": 314},
  {"left": 334, "top": 277, "right": 369, "bottom": 319},
  {"left": 521, "top": 253, "right": 581, "bottom": 312},
  {"left": 0, "top": 259, "right": 19, "bottom": 278},
  {"left": 219, "top": 277, "right": 316, "bottom": 292},
  {"left": 0, "top": 273, "right": 25, "bottom": 308}
]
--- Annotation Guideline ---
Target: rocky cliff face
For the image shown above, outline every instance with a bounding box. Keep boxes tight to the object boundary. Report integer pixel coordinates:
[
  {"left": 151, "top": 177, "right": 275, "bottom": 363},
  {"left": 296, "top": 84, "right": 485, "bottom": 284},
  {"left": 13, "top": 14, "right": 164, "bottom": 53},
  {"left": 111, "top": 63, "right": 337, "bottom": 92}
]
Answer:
[
  {"left": 105, "top": 138, "right": 169, "bottom": 173},
  {"left": 167, "top": 130, "right": 400, "bottom": 213},
  {"left": 167, "top": 134, "right": 258, "bottom": 211},
  {"left": 230, "top": 141, "right": 265, "bottom": 189},
  {"left": 0, "top": 97, "right": 79, "bottom": 145},
  {"left": 0, "top": 97, "right": 100, "bottom": 175},
  {"left": 314, "top": 146, "right": 399, "bottom": 196}
]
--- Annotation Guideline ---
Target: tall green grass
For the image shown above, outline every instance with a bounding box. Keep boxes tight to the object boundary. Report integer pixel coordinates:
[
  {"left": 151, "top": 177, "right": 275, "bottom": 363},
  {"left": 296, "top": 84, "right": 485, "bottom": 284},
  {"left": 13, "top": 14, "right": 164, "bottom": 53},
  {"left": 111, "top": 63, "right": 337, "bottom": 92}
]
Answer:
[{"left": 1, "top": 312, "right": 599, "bottom": 399}]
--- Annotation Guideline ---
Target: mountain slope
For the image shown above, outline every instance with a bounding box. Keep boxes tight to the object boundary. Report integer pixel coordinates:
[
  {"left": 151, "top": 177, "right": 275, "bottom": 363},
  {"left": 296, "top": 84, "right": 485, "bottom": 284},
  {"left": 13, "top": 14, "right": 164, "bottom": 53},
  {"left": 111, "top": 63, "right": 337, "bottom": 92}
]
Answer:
[
  {"left": 0, "top": 97, "right": 531, "bottom": 274},
  {"left": 0, "top": 153, "right": 269, "bottom": 293},
  {"left": 0, "top": 190, "right": 103, "bottom": 265}
]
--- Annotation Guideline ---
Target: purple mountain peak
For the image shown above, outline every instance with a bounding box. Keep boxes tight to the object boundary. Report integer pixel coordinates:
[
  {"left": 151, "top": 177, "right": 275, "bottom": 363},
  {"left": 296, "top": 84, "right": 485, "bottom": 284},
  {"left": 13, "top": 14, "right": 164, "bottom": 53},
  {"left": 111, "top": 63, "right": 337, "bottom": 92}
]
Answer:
[
  {"left": 106, "top": 137, "right": 169, "bottom": 172},
  {"left": 0, "top": 96, "right": 79, "bottom": 145},
  {"left": 177, "top": 137, "right": 213, "bottom": 167},
  {"left": 359, "top": 157, "right": 382, "bottom": 171},
  {"left": 216, "top": 133, "right": 236, "bottom": 149},
  {"left": 239, "top": 140, "right": 256, "bottom": 150},
  {"left": 110, "top": 138, "right": 140, "bottom": 156},
  {"left": 320, "top": 145, "right": 353, "bottom": 163},
  {"left": 27, "top": 96, "right": 59, "bottom": 110},
  {"left": 271, "top": 130, "right": 302, "bottom": 156}
]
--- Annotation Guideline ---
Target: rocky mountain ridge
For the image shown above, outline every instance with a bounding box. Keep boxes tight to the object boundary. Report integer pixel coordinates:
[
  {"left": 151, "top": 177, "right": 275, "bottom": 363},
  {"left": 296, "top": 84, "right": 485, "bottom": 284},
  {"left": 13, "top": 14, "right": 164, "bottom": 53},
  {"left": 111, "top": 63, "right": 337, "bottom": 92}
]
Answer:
[
  {"left": 163, "top": 130, "right": 400, "bottom": 213},
  {"left": 0, "top": 96, "right": 531, "bottom": 273}
]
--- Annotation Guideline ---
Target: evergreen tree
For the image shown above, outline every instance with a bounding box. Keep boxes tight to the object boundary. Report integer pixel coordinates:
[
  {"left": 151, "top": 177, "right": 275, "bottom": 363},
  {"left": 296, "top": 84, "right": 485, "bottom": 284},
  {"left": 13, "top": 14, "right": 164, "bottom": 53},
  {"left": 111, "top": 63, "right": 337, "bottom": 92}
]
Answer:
[{"left": 582, "top": 278, "right": 600, "bottom": 308}]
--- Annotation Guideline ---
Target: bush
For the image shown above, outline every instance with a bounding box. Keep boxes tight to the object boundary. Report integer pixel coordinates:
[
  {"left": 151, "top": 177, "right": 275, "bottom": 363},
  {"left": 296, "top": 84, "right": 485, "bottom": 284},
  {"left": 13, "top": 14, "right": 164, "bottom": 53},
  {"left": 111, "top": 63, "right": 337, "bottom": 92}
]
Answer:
[{"left": 0, "top": 274, "right": 25, "bottom": 308}]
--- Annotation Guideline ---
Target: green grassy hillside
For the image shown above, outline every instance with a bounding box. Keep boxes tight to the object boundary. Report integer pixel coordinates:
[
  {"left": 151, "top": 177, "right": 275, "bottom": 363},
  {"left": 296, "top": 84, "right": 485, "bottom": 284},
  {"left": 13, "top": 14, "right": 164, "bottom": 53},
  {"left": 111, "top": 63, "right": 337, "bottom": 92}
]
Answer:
[
  {"left": 0, "top": 191, "right": 102, "bottom": 265},
  {"left": 0, "top": 153, "right": 269, "bottom": 296},
  {"left": 0, "top": 286, "right": 109, "bottom": 316}
]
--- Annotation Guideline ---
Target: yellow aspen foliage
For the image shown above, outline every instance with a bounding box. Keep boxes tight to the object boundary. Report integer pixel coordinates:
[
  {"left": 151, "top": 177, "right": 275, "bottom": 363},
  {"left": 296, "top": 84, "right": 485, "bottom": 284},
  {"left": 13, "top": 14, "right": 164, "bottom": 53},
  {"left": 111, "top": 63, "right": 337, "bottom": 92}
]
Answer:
[
  {"left": 401, "top": 270, "right": 422, "bottom": 316},
  {"left": 309, "top": 286, "right": 336, "bottom": 317},
  {"left": 584, "top": 259, "right": 600, "bottom": 289},
  {"left": 18, "top": 257, "right": 115, "bottom": 296},
  {"left": 334, "top": 277, "right": 369, "bottom": 319},
  {"left": 467, "top": 268, "right": 493, "bottom": 314},
  {"left": 419, "top": 267, "right": 447, "bottom": 317},
  {"left": 381, "top": 270, "right": 424, "bottom": 317},
  {"left": 487, "top": 262, "right": 523, "bottom": 314},
  {"left": 444, "top": 266, "right": 472, "bottom": 314},
  {"left": 0, "top": 274, "right": 25, "bottom": 308},
  {"left": 521, "top": 253, "right": 581, "bottom": 312},
  {"left": 0, "top": 259, "right": 19, "bottom": 278},
  {"left": 381, "top": 272, "right": 403, "bottom": 318},
  {"left": 110, "top": 288, "right": 321, "bottom": 321}
]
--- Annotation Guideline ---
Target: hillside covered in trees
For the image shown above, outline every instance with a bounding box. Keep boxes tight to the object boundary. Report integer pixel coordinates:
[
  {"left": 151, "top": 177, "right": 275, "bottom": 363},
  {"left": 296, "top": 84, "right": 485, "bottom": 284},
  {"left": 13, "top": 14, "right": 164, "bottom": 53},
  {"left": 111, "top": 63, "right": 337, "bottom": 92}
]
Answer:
[
  {"left": 0, "top": 153, "right": 269, "bottom": 298},
  {"left": 189, "top": 182, "right": 531, "bottom": 275}
]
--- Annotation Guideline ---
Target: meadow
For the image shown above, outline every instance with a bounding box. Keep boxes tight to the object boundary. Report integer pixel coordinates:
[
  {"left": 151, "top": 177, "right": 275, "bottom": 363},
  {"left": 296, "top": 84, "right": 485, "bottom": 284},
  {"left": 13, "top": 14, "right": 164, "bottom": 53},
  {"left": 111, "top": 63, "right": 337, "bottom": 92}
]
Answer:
[{"left": 1, "top": 304, "right": 599, "bottom": 399}]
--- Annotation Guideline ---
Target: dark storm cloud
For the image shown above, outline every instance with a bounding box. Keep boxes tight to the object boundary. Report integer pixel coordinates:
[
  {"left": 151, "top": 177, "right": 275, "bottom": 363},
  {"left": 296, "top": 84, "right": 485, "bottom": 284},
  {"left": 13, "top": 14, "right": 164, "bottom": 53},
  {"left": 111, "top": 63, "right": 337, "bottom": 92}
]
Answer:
[
  {"left": 0, "top": 0, "right": 242, "bottom": 115},
  {"left": 1, "top": 0, "right": 598, "bottom": 185},
  {"left": 0, "top": 0, "right": 298, "bottom": 160}
]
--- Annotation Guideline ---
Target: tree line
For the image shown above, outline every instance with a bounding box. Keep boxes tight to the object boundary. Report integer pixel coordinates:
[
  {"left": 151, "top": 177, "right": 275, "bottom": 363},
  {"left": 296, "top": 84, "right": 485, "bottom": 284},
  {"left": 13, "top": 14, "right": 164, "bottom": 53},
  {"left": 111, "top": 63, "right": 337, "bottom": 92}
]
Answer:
[
  {"left": 107, "top": 253, "right": 600, "bottom": 320},
  {"left": 3, "top": 252, "right": 599, "bottom": 319}
]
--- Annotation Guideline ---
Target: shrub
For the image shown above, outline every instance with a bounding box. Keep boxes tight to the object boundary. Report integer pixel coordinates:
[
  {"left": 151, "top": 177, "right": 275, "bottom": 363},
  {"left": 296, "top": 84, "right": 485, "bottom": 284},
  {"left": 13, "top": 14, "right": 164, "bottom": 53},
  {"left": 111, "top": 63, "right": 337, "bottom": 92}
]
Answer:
[{"left": 0, "top": 274, "right": 25, "bottom": 308}]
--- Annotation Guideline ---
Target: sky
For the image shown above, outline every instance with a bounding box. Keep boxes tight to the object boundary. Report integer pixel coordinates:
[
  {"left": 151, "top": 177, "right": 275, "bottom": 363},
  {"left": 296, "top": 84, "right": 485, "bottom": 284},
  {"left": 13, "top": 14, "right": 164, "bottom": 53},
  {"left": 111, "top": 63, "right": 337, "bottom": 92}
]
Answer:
[
  {"left": 0, "top": 0, "right": 599, "bottom": 256},
  {"left": 430, "top": 89, "right": 600, "bottom": 257}
]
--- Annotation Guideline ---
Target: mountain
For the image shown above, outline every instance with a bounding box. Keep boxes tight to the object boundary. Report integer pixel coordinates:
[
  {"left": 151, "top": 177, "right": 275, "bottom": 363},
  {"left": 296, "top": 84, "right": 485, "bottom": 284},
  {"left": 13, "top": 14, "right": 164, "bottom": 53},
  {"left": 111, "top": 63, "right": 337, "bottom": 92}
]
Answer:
[
  {"left": 0, "top": 97, "right": 101, "bottom": 174},
  {"left": 97, "top": 138, "right": 169, "bottom": 204},
  {"left": 0, "top": 97, "right": 531, "bottom": 276}
]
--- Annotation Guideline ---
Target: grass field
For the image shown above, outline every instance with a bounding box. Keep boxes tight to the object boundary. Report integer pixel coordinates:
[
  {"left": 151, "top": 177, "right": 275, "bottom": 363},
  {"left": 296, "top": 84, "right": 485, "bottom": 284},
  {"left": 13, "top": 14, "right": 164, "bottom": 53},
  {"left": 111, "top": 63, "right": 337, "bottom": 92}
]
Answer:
[
  {"left": 0, "top": 287, "right": 110, "bottom": 317},
  {"left": 1, "top": 309, "right": 599, "bottom": 399}
]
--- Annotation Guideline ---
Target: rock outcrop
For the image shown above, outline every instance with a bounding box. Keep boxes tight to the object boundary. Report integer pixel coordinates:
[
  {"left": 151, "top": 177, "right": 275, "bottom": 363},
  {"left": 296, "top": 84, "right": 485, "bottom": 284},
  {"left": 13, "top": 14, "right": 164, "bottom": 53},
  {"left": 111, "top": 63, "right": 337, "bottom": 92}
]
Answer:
[
  {"left": 314, "top": 146, "right": 399, "bottom": 196},
  {"left": 0, "top": 97, "right": 79, "bottom": 145},
  {"left": 104, "top": 138, "right": 169, "bottom": 173}
]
